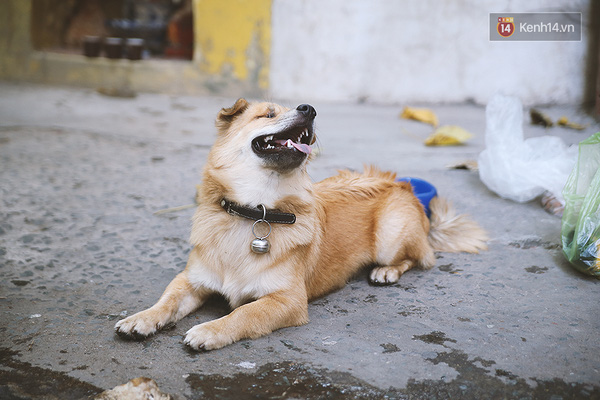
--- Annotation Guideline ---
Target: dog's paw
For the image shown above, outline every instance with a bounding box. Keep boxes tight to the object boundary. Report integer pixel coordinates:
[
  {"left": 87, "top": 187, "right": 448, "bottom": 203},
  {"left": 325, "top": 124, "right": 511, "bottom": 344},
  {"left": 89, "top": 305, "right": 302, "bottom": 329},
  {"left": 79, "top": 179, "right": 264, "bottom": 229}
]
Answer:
[
  {"left": 114, "top": 309, "right": 164, "bottom": 339},
  {"left": 369, "top": 266, "right": 401, "bottom": 285},
  {"left": 184, "top": 321, "right": 233, "bottom": 351}
]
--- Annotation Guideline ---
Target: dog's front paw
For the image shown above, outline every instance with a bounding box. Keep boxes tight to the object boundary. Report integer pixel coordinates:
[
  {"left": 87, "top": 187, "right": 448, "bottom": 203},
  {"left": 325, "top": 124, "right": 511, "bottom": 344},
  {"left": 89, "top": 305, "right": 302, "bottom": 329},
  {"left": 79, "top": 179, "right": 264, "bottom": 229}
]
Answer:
[
  {"left": 369, "top": 266, "right": 401, "bottom": 285},
  {"left": 184, "top": 321, "right": 233, "bottom": 351},
  {"left": 115, "top": 309, "right": 164, "bottom": 339}
]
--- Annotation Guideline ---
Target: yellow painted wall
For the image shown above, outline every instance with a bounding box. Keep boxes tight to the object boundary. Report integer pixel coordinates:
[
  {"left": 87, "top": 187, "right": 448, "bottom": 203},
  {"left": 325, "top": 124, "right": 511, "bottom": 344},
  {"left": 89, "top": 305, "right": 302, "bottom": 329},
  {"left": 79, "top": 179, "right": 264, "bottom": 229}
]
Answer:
[
  {"left": 193, "top": 0, "right": 271, "bottom": 89},
  {"left": 0, "top": 0, "right": 33, "bottom": 78}
]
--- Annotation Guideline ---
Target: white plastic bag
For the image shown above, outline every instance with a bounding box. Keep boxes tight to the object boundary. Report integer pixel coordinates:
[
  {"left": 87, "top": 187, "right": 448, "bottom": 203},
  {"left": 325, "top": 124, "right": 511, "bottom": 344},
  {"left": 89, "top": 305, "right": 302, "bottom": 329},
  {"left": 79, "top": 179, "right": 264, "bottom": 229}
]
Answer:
[{"left": 478, "top": 94, "right": 577, "bottom": 203}]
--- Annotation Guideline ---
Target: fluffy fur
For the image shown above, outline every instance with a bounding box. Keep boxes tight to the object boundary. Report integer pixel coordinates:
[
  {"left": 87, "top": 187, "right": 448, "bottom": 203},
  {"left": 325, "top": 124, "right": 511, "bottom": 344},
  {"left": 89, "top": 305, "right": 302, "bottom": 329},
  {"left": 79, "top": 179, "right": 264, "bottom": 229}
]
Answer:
[{"left": 115, "top": 99, "right": 488, "bottom": 350}]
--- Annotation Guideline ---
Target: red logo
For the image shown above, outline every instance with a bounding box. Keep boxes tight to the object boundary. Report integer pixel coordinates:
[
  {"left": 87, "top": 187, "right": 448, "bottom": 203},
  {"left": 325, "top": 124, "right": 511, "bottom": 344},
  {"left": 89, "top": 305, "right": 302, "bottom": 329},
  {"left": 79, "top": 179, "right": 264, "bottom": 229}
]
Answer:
[{"left": 497, "top": 17, "right": 515, "bottom": 38}]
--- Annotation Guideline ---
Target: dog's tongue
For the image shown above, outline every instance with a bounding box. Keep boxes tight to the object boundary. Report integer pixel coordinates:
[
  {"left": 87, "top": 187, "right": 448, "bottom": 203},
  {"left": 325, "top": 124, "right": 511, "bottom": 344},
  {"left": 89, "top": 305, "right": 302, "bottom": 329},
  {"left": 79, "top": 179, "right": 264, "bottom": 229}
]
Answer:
[{"left": 281, "top": 139, "right": 312, "bottom": 155}]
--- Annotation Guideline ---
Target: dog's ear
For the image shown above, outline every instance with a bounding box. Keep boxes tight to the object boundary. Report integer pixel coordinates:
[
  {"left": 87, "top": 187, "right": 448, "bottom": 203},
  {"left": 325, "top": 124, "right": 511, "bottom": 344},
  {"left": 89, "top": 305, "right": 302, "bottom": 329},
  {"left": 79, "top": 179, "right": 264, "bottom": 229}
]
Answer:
[{"left": 216, "top": 98, "right": 249, "bottom": 133}]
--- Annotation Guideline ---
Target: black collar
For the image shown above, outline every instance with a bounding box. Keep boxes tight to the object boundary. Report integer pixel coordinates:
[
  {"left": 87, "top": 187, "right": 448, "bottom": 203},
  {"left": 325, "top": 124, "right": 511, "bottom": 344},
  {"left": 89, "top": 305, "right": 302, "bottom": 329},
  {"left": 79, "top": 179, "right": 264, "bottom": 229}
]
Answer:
[{"left": 220, "top": 198, "right": 296, "bottom": 224}]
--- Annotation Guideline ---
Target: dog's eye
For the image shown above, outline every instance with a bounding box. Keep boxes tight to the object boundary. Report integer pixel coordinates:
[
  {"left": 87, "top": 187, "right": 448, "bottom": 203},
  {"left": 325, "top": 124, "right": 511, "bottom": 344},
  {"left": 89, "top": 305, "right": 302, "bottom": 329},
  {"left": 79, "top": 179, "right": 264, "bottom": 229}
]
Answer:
[{"left": 263, "top": 110, "right": 275, "bottom": 119}]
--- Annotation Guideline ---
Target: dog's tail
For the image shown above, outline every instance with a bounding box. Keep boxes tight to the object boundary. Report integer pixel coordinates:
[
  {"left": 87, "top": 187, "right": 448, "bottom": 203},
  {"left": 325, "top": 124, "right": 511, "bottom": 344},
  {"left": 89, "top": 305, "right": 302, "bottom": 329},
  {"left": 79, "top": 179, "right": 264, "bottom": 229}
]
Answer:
[{"left": 427, "top": 196, "right": 488, "bottom": 253}]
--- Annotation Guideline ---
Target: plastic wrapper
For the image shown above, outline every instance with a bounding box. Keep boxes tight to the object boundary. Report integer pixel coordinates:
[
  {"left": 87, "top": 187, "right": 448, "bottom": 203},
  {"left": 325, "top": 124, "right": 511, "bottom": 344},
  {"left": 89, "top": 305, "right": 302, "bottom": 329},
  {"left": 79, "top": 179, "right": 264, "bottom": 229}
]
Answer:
[
  {"left": 478, "top": 94, "right": 577, "bottom": 203},
  {"left": 561, "top": 132, "right": 600, "bottom": 278}
]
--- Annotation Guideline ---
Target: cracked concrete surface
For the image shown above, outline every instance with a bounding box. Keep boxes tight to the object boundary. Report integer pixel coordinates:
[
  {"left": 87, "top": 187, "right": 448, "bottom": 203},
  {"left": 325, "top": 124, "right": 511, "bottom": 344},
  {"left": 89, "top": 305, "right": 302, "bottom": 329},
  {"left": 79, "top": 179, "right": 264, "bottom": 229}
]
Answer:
[{"left": 0, "top": 82, "right": 599, "bottom": 399}]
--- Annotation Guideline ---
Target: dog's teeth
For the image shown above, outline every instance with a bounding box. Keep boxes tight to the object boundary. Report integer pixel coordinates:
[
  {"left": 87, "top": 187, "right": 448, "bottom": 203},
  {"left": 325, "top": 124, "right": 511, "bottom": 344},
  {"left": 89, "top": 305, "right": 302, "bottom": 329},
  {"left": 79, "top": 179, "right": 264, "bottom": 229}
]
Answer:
[
  {"left": 286, "top": 139, "right": 293, "bottom": 148},
  {"left": 266, "top": 136, "right": 273, "bottom": 141}
]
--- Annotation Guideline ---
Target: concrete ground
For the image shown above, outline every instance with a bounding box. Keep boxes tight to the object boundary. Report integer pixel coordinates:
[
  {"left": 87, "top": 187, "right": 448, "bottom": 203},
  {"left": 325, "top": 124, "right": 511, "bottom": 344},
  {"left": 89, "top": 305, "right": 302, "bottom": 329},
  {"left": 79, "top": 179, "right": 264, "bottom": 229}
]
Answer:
[{"left": 0, "top": 82, "right": 599, "bottom": 399}]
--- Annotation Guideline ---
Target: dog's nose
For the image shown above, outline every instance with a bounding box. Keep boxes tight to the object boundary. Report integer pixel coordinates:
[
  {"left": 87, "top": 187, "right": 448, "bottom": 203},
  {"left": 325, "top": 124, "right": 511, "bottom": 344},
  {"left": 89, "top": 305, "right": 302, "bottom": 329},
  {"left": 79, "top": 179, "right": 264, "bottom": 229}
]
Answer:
[{"left": 297, "top": 104, "right": 317, "bottom": 119}]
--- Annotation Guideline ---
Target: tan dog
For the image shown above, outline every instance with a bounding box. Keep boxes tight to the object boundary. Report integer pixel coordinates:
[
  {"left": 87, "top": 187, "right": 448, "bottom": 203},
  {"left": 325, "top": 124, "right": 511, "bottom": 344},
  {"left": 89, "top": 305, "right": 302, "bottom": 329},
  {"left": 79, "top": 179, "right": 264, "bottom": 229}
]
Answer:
[{"left": 115, "top": 99, "right": 487, "bottom": 350}]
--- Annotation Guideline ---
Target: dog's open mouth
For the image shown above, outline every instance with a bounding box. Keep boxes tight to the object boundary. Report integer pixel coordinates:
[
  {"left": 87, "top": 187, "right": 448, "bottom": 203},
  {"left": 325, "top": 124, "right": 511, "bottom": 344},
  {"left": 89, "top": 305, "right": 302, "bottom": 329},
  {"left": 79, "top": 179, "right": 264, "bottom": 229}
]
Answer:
[{"left": 252, "top": 126, "right": 314, "bottom": 156}]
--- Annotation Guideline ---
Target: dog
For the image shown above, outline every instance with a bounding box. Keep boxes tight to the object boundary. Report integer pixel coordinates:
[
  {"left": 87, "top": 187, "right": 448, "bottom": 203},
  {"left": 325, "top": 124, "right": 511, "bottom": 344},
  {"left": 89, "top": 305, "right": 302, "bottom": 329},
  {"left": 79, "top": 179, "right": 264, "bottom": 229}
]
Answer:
[{"left": 115, "top": 99, "right": 488, "bottom": 350}]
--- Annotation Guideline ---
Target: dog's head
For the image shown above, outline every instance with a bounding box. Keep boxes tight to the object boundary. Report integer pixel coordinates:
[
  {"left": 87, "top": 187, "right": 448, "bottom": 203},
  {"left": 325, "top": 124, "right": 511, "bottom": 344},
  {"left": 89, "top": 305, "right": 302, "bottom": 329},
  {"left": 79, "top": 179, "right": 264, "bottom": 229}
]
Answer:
[{"left": 213, "top": 99, "right": 317, "bottom": 174}]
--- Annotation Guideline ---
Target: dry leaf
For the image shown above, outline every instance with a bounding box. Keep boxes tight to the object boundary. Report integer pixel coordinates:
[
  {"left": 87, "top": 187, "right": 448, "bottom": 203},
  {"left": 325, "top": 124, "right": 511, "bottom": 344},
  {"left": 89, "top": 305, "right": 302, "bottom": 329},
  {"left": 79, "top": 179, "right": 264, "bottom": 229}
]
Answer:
[
  {"left": 400, "top": 107, "right": 439, "bottom": 127},
  {"left": 446, "top": 159, "right": 479, "bottom": 171},
  {"left": 557, "top": 116, "right": 587, "bottom": 130},
  {"left": 530, "top": 108, "right": 553, "bottom": 128},
  {"left": 424, "top": 125, "right": 473, "bottom": 146}
]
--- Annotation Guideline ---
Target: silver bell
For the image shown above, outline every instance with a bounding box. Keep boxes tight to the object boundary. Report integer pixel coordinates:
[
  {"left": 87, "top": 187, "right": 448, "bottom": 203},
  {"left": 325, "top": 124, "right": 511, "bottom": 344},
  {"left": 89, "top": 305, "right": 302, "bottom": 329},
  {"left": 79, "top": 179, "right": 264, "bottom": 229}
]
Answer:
[
  {"left": 251, "top": 207, "right": 271, "bottom": 254},
  {"left": 251, "top": 237, "right": 270, "bottom": 254}
]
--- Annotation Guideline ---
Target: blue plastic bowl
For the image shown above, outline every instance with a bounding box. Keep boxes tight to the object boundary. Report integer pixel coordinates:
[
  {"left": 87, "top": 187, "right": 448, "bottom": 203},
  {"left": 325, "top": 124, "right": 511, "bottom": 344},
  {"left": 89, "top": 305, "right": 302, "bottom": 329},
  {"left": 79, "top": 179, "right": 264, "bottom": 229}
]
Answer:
[{"left": 396, "top": 177, "right": 437, "bottom": 217}]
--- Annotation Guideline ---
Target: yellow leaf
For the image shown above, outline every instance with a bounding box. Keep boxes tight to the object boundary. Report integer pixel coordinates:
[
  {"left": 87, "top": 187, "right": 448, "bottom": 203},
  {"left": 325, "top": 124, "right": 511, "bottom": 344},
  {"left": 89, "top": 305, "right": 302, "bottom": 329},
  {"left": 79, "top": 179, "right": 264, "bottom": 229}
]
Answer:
[
  {"left": 400, "top": 107, "right": 439, "bottom": 127},
  {"left": 424, "top": 125, "right": 473, "bottom": 146},
  {"left": 557, "top": 116, "right": 587, "bottom": 130}
]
